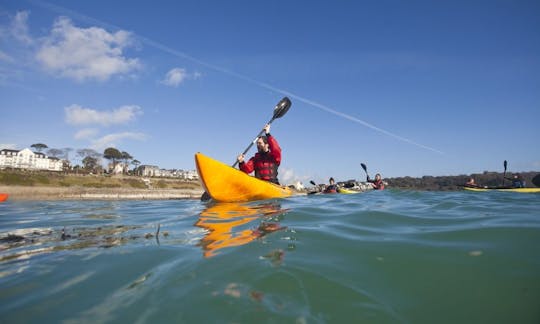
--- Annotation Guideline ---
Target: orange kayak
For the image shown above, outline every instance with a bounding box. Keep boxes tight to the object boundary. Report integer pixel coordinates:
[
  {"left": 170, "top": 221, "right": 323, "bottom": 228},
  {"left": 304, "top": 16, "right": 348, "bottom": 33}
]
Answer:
[
  {"left": 195, "top": 152, "right": 293, "bottom": 202},
  {"left": 0, "top": 193, "right": 8, "bottom": 202}
]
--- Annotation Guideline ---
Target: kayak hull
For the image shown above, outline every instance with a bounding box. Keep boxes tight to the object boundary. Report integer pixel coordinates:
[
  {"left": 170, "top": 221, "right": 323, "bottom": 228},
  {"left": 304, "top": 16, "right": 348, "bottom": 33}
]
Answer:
[
  {"left": 0, "top": 193, "right": 8, "bottom": 202},
  {"left": 463, "top": 187, "right": 540, "bottom": 193},
  {"left": 195, "top": 153, "right": 293, "bottom": 202},
  {"left": 337, "top": 188, "right": 361, "bottom": 194}
]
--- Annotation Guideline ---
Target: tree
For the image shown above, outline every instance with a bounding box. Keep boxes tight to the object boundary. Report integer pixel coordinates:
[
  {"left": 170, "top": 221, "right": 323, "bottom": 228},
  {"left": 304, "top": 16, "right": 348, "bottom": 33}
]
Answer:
[
  {"left": 77, "top": 148, "right": 101, "bottom": 159},
  {"left": 131, "top": 159, "right": 141, "bottom": 175},
  {"left": 82, "top": 156, "right": 99, "bottom": 172},
  {"left": 47, "top": 148, "right": 64, "bottom": 158},
  {"left": 31, "top": 143, "right": 48, "bottom": 152},
  {"left": 119, "top": 151, "right": 133, "bottom": 174},
  {"left": 103, "top": 147, "right": 122, "bottom": 170},
  {"left": 63, "top": 147, "right": 73, "bottom": 161},
  {"left": 121, "top": 151, "right": 133, "bottom": 164},
  {"left": 75, "top": 149, "right": 101, "bottom": 174}
]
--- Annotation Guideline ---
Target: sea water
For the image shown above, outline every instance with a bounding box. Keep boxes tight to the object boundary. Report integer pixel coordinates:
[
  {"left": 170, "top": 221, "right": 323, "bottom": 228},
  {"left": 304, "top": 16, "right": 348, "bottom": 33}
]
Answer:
[{"left": 0, "top": 190, "right": 539, "bottom": 323}]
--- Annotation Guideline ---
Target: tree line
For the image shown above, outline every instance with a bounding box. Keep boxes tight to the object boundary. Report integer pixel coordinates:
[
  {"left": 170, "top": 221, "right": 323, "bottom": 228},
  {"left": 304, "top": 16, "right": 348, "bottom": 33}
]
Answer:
[
  {"left": 386, "top": 171, "right": 539, "bottom": 190},
  {"left": 30, "top": 143, "right": 140, "bottom": 174}
]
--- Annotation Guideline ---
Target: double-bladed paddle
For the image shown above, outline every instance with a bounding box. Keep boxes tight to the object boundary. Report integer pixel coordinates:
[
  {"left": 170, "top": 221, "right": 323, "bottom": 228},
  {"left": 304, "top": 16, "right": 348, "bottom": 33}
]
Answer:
[
  {"left": 361, "top": 163, "right": 369, "bottom": 179},
  {"left": 231, "top": 97, "right": 291, "bottom": 168},
  {"left": 501, "top": 160, "right": 507, "bottom": 187},
  {"left": 201, "top": 97, "right": 292, "bottom": 201},
  {"left": 308, "top": 180, "right": 319, "bottom": 195}
]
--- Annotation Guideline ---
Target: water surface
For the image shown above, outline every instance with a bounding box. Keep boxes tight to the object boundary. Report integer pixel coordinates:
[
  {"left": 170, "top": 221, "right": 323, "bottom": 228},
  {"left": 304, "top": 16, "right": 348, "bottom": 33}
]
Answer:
[{"left": 1, "top": 190, "right": 539, "bottom": 323}]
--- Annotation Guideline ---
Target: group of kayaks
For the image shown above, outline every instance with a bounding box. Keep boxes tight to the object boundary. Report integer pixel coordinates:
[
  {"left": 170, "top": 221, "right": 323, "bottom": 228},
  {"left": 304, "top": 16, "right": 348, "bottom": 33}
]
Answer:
[{"left": 196, "top": 153, "right": 540, "bottom": 203}]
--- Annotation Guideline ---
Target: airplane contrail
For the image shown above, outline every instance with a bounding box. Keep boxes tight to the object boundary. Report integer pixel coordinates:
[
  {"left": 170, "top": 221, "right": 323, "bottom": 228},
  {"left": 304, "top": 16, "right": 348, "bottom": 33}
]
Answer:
[{"left": 30, "top": 0, "right": 444, "bottom": 155}]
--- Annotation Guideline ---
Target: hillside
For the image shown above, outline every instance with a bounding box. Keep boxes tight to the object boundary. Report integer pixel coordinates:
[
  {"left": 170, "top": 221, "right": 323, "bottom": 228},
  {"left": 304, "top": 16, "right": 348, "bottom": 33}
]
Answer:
[{"left": 386, "top": 171, "right": 539, "bottom": 191}]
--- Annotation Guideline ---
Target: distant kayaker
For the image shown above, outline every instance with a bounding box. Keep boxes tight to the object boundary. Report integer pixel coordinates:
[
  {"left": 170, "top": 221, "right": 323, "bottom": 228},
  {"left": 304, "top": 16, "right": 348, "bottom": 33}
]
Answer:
[
  {"left": 367, "top": 173, "right": 385, "bottom": 190},
  {"left": 237, "top": 124, "right": 281, "bottom": 184},
  {"left": 465, "top": 177, "right": 479, "bottom": 188},
  {"left": 505, "top": 174, "right": 525, "bottom": 188},
  {"left": 323, "top": 177, "right": 338, "bottom": 194}
]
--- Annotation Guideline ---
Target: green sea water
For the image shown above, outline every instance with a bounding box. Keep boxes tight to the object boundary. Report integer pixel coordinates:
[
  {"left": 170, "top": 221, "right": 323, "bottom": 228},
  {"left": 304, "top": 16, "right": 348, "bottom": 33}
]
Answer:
[{"left": 1, "top": 190, "right": 539, "bottom": 323}]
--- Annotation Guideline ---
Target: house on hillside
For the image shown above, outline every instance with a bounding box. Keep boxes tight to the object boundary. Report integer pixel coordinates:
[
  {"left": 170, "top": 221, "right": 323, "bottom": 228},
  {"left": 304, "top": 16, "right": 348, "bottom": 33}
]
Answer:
[
  {"left": 0, "top": 148, "right": 63, "bottom": 171},
  {"left": 108, "top": 162, "right": 129, "bottom": 175},
  {"left": 134, "top": 165, "right": 198, "bottom": 179},
  {"left": 135, "top": 165, "right": 160, "bottom": 177}
]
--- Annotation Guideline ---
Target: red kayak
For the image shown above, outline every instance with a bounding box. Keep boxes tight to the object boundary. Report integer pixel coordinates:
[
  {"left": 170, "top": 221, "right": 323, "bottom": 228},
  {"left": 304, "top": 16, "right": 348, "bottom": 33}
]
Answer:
[{"left": 0, "top": 193, "right": 9, "bottom": 202}]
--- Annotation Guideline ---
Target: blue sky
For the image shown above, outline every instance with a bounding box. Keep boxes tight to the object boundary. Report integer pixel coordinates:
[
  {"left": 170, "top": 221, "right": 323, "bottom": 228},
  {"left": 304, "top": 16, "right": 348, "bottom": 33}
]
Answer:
[{"left": 1, "top": 0, "right": 539, "bottom": 185}]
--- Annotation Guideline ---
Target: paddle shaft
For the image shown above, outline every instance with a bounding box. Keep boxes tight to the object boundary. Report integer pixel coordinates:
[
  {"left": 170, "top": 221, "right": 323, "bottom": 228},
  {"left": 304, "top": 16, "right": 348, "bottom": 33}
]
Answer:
[
  {"left": 502, "top": 160, "right": 507, "bottom": 186},
  {"left": 232, "top": 116, "right": 277, "bottom": 168}
]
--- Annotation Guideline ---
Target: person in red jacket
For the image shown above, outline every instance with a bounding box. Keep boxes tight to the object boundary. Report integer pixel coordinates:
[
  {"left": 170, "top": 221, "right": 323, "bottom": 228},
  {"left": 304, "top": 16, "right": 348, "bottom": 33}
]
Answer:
[
  {"left": 367, "top": 173, "right": 385, "bottom": 190},
  {"left": 237, "top": 124, "right": 281, "bottom": 184}
]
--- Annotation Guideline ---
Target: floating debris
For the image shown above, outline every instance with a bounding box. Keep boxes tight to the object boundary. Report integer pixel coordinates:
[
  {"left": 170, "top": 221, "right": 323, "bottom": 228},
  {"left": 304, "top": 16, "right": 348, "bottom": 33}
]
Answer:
[{"left": 469, "top": 250, "right": 483, "bottom": 257}]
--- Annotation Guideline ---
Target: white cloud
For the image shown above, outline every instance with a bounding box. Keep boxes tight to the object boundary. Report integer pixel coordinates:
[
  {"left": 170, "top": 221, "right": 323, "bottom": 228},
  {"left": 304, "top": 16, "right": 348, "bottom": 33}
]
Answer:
[
  {"left": 36, "top": 17, "right": 141, "bottom": 81},
  {"left": 162, "top": 68, "right": 187, "bottom": 87},
  {"left": 65, "top": 104, "right": 142, "bottom": 126},
  {"left": 11, "top": 11, "right": 33, "bottom": 45},
  {"left": 90, "top": 132, "right": 147, "bottom": 151},
  {"left": 161, "top": 67, "right": 201, "bottom": 87},
  {"left": 74, "top": 128, "right": 99, "bottom": 139},
  {"left": 279, "top": 167, "right": 310, "bottom": 186}
]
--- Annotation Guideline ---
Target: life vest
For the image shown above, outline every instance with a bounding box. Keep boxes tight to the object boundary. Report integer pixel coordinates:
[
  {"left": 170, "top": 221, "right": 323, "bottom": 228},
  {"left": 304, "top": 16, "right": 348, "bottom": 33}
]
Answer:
[
  {"left": 239, "top": 134, "right": 281, "bottom": 184},
  {"left": 371, "top": 180, "right": 385, "bottom": 190},
  {"left": 324, "top": 184, "right": 338, "bottom": 194},
  {"left": 253, "top": 153, "right": 279, "bottom": 184}
]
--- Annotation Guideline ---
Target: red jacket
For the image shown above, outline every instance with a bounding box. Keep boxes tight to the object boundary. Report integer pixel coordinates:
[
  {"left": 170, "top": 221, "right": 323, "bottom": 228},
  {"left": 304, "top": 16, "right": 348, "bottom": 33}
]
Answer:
[
  {"left": 239, "top": 134, "right": 281, "bottom": 184},
  {"left": 369, "top": 179, "right": 385, "bottom": 190}
]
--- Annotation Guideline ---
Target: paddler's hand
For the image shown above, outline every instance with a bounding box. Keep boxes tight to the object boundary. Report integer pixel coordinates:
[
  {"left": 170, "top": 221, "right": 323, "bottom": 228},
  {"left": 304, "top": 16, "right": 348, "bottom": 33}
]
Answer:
[
  {"left": 263, "top": 124, "right": 270, "bottom": 135},
  {"left": 237, "top": 153, "right": 245, "bottom": 164}
]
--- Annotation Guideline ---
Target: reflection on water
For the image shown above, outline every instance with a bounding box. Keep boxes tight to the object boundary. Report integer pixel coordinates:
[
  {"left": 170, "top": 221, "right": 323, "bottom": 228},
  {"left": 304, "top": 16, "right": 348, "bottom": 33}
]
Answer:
[{"left": 195, "top": 201, "right": 288, "bottom": 258}]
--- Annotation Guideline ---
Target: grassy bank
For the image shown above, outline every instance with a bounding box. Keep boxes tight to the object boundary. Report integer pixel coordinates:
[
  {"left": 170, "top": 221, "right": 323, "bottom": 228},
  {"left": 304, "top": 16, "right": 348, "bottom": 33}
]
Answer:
[
  {"left": 0, "top": 169, "right": 201, "bottom": 190},
  {"left": 0, "top": 170, "right": 203, "bottom": 200}
]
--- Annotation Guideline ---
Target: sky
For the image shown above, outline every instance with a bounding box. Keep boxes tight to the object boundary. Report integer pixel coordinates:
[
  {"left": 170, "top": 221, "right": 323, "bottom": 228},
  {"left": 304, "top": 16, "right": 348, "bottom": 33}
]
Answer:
[{"left": 1, "top": 0, "right": 539, "bottom": 185}]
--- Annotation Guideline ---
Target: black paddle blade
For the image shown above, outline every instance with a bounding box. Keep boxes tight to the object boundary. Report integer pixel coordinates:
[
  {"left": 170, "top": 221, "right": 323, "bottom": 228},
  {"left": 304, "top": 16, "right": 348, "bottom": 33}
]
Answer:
[
  {"left": 310, "top": 180, "right": 317, "bottom": 186},
  {"left": 532, "top": 174, "right": 540, "bottom": 187},
  {"left": 273, "top": 97, "right": 291, "bottom": 120},
  {"left": 200, "top": 191, "right": 211, "bottom": 201},
  {"left": 504, "top": 160, "right": 507, "bottom": 170},
  {"left": 361, "top": 163, "right": 367, "bottom": 172}
]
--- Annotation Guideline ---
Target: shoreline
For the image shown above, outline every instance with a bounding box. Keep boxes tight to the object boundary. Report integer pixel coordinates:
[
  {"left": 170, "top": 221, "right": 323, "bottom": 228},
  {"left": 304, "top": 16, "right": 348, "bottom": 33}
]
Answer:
[{"left": 0, "top": 185, "right": 205, "bottom": 201}]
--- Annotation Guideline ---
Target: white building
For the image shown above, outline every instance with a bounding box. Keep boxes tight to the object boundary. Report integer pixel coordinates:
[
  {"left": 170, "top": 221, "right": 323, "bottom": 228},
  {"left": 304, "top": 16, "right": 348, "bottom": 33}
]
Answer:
[
  {"left": 135, "top": 165, "right": 198, "bottom": 179},
  {"left": 0, "top": 148, "right": 63, "bottom": 171}
]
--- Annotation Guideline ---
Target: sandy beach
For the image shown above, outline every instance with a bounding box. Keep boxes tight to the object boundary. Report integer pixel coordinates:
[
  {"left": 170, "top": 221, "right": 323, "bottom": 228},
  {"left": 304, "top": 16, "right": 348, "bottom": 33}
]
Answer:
[{"left": 0, "top": 185, "right": 205, "bottom": 201}]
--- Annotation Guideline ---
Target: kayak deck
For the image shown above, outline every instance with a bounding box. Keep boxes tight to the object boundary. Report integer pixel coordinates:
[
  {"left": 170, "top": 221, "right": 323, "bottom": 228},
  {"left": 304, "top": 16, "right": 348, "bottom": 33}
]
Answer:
[{"left": 195, "top": 152, "right": 293, "bottom": 202}]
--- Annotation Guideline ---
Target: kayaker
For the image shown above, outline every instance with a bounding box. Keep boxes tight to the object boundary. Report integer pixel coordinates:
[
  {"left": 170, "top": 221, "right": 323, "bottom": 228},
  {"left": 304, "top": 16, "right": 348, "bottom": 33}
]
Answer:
[
  {"left": 323, "top": 177, "right": 338, "bottom": 194},
  {"left": 465, "top": 177, "right": 479, "bottom": 188},
  {"left": 505, "top": 174, "right": 525, "bottom": 188},
  {"left": 367, "top": 173, "right": 385, "bottom": 190},
  {"left": 237, "top": 124, "right": 281, "bottom": 184}
]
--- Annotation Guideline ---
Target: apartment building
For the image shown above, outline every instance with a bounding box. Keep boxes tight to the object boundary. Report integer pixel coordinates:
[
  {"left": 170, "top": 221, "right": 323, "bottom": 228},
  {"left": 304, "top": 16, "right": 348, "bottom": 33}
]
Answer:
[{"left": 0, "top": 148, "right": 63, "bottom": 171}]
